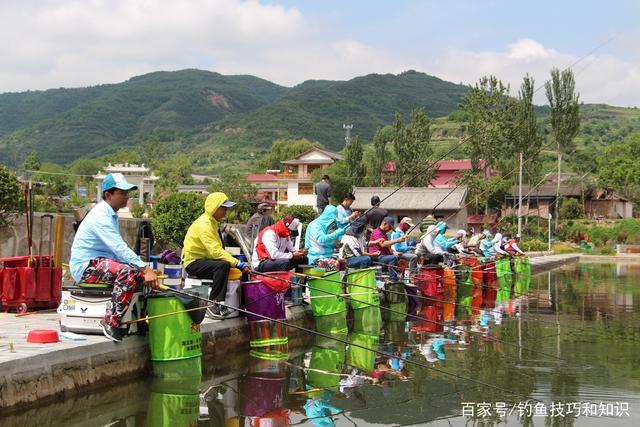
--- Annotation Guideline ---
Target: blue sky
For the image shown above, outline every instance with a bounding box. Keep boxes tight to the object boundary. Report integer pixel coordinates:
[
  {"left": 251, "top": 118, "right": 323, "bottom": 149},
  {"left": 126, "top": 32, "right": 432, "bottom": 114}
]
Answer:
[
  {"left": 0, "top": 0, "right": 638, "bottom": 105},
  {"left": 278, "top": 0, "right": 638, "bottom": 58}
]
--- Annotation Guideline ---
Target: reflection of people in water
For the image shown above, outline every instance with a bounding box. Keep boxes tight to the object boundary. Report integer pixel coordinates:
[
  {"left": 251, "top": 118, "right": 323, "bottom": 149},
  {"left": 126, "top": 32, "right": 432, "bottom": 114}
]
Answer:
[{"left": 304, "top": 390, "right": 341, "bottom": 426}]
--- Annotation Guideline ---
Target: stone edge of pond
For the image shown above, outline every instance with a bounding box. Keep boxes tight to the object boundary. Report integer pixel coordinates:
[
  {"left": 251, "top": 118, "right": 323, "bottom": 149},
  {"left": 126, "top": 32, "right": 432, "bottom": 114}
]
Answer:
[
  {"left": 0, "top": 305, "right": 313, "bottom": 412},
  {"left": 0, "top": 254, "right": 580, "bottom": 412}
]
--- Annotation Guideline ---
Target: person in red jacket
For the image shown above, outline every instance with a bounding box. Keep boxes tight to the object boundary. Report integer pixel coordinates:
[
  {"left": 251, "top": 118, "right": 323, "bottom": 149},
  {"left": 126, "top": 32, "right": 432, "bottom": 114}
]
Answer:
[{"left": 251, "top": 214, "right": 308, "bottom": 272}]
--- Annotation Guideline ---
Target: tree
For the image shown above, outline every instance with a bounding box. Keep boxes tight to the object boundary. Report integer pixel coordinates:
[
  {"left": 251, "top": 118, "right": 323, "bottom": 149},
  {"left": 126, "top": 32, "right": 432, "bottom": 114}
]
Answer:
[
  {"left": 598, "top": 133, "right": 640, "bottom": 203},
  {"left": 151, "top": 192, "right": 204, "bottom": 249},
  {"left": 256, "top": 138, "right": 322, "bottom": 171},
  {"left": 545, "top": 68, "right": 580, "bottom": 228},
  {"left": 392, "top": 108, "right": 434, "bottom": 186},
  {"left": 155, "top": 154, "right": 194, "bottom": 193},
  {"left": 460, "top": 75, "right": 511, "bottom": 172},
  {"left": 512, "top": 75, "right": 543, "bottom": 183},
  {"left": 368, "top": 125, "right": 394, "bottom": 186},
  {"left": 559, "top": 198, "right": 584, "bottom": 220},
  {"left": 207, "top": 173, "right": 257, "bottom": 222},
  {"left": 139, "top": 136, "right": 164, "bottom": 169},
  {"left": 0, "top": 165, "right": 22, "bottom": 227},
  {"left": 31, "top": 163, "right": 73, "bottom": 196},
  {"left": 23, "top": 150, "right": 41, "bottom": 172},
  {"left": 344, "top": 135, "right": 366, "bottom": 188}
]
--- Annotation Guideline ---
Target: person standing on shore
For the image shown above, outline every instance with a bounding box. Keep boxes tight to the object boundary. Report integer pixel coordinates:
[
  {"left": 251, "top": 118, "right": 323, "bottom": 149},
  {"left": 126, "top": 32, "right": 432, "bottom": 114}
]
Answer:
[{"left": 315, "top": 175, "right": 332, "bottom": 214}]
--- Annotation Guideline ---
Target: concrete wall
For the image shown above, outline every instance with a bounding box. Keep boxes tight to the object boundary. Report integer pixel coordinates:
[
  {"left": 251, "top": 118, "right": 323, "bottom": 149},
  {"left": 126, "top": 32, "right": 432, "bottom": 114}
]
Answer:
[{"left": 0, "top": 213, "right": 143, "bottom": 262}]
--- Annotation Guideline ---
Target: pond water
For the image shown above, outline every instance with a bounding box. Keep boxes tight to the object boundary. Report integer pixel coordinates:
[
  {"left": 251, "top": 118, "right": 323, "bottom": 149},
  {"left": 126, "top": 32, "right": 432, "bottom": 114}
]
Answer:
[{"left": 2, "top": 262, "right": 639, "bottom": 426}]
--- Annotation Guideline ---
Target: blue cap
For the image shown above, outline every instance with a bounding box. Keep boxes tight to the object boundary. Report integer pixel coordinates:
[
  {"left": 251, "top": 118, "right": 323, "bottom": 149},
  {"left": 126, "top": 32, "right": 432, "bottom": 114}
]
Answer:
[
  {"left": 101, "top": 173, "right": 137, "bottom": 192},
  {"left": 383, "top": 216, "right": 395, "bottom": 228},
  {"left": 221, "top": 200, "right": 236, "bottom": 208}
]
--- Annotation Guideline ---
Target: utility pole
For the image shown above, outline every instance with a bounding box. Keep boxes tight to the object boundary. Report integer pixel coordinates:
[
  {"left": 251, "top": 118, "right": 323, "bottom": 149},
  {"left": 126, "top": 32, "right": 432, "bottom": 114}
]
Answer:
[
  {"left": 343, "top": 123, "right": 353, "bottom": 146},
  {"left": 517, "top": 152, "right": 523, "bottom": 237},
  {"left": 555, "top": 152, "right": 561, "bottom": 230}
]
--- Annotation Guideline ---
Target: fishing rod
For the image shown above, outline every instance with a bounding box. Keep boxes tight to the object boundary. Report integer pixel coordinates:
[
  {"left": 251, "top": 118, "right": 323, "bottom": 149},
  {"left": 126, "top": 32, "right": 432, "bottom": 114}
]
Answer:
[
  {"left": 250, "top": 270, "right": 587, "bottom": 367},
  {"left": 155, "top": 283, "right": 551, "bottom": 406}
]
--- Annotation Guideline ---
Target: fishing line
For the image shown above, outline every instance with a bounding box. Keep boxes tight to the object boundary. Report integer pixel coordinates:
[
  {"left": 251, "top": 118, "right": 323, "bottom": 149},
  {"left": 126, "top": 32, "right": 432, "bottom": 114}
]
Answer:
[
  {"left": 249, "top": 270, "right": 587, "bottom": 368},
  {"left": 157, "top": 284, "right": 552, "bottom": 406}
]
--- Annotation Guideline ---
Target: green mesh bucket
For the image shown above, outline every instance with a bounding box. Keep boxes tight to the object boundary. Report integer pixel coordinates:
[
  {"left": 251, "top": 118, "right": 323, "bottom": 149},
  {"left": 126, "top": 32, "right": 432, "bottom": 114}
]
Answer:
[
  {"left": 387, "top": 301, "right": 407, "bottom": 322},
  {"left": 346, "top": 331, "right": 379, "bottom": 372},
  {"left": 147, "top": 296, "right": 202, "bottom": 361},
  {"left": 385, "top": 282, "right": 407, "bottom": 305},
  {"left": 496, "top": 258, "right": 512, "bottom": 292},
  {"left": 147, "top": 374, "right": 201, "bottom": 427},
  {"left": 353, "top": 307, "right": 382, "bottom": 335},
  {"left": 308, "top": 345, "right": 346, "bottom": 389},
  {"left": 248, "top": 319, "right": 289, "bottom": 351},
  {"left": 456, "top": 264, "right": 473, "bottom": 309},
  {"left": 152, "top": 357, "right": 202, "bottom": 380},
  {"left": 308, "top": 270, "right": 346, "bottom": 316},
  {"left": 384, "top": 319, "right": 408, "bottom": 342},
  {"left": 346, "top": 268, "right": 379, "bottom": 309}
]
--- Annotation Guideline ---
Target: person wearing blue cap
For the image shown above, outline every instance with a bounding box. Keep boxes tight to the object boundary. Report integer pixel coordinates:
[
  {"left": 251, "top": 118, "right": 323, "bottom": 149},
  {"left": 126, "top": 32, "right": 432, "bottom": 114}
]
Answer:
[
  {"left": 183, "top": 192, "right": 251, "bottom": 318},
  {"left": 70, "top": 173, "right": 160, "bottom": 342}
]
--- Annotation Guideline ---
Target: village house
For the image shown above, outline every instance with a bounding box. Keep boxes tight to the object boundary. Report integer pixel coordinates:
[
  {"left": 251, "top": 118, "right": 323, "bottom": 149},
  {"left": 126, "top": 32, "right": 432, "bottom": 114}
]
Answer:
[
  {"left": 351, "top": 187, "right": 468, "bottom": 231},
  {"left": 274, "top": 147, "right": 342, "bottom": 207},
  {"left": 503, "top": 173, "right": 633, "bottom": 219}
]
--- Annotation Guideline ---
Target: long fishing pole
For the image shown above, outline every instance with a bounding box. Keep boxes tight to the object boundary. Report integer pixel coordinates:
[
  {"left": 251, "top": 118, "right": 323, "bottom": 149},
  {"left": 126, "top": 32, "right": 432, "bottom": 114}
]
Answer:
[
  {"left": 156, "top": 283, "right": 551, "bottom": 406},
  {"left": 250, "top": 270, "right": 587, "bottom": 367}
]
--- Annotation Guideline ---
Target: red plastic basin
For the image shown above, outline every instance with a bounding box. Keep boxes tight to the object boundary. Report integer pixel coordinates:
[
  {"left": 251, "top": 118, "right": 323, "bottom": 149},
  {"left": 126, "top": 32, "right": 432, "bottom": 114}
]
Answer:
[{"left": 27, "top": 329, "right": 59, "bottom": 343}]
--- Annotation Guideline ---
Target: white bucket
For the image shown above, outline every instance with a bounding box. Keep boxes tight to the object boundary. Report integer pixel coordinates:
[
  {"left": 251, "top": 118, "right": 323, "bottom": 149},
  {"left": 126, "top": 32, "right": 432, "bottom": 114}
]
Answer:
[
  {"left": 160, "top": 263, "right": 183, "bottom": 288},
  {"left": 225, "top": 279, "right": 241, "bottom": 318}
]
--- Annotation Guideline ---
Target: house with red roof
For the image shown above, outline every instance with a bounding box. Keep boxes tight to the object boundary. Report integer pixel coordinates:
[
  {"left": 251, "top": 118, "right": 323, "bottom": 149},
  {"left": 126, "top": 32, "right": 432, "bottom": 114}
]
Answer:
[{"left": 247, "top": 147, "right": 343, "bottom": 208}]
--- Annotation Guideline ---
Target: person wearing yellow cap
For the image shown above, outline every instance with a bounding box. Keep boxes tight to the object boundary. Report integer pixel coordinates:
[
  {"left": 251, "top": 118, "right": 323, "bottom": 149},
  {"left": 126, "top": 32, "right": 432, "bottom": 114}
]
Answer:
[{"left": 183, "top": 192, "right": 251, "bottom": 317}]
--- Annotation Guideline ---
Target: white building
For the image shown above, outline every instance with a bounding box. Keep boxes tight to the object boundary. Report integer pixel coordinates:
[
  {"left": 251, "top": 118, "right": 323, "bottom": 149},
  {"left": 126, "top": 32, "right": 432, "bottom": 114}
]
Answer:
[
  {"left": 94, "top": 163, "right": 159, "bottom": 205},
  {"left": 276, "top": 148, "right": 342, "bottom": 207}
]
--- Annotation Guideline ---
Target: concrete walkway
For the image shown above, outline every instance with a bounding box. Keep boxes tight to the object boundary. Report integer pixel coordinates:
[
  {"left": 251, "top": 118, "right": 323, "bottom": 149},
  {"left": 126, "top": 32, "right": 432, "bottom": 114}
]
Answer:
[{"left": 0, "top": 253, "right": 579, "bottom": 412}]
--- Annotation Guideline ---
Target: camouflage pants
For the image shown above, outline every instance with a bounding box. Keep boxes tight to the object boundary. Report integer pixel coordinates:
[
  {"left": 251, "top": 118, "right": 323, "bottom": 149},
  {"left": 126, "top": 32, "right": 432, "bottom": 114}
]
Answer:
[{"left": 81, "top": 257, "right": 143, "bottom": 327}]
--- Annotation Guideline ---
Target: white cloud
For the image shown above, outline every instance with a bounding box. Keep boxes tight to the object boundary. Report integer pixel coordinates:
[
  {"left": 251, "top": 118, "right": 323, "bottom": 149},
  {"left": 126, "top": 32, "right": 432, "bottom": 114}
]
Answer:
[
  {"left": 0, "top": 1, "right": 638, "bottom": 107},
  {"left": 425, "top": 37, "right": 640, "bottom": 106}
]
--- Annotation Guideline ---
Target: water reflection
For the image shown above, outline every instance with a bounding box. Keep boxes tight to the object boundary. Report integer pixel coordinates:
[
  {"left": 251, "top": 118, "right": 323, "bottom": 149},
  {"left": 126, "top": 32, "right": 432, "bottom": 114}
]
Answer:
[{"left": 3, "top": 262, "right": 640, "bottom": 426}]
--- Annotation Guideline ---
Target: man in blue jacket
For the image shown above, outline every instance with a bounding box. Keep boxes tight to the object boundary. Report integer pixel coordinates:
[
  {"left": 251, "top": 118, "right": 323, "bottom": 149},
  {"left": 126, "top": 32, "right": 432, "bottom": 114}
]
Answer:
[{"left": 70, "top": 173, "right": 159, "bottom": 342}]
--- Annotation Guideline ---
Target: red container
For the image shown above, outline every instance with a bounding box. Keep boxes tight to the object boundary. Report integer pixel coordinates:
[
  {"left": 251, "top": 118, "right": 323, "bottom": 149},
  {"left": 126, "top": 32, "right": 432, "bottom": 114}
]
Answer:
[
  {"left": 412, "top": 303, "right": 444, "bottom": 333},
  {"left": 17, "top": 267, "right": 36, "bottom": 300},
  {"left": 27, "top": 329, "right": 59, "bottom": 343},
  {"left": 250, "top": 271, "right": 291, "bottom": 292},
  {"left": 0, "top": 256, "right": 30, "bottom": 268},
  {"left": 36, "top": 267, "right": 53, "bottom": 301},
  {"left": 414, "top": 265, "right": 443, "bottom": 297},
  {"left": 51, "top": 268, "right": 62, "bottom": 304},
  {"left": 1, "top": 268, "right": 17, "bottom": 300}
]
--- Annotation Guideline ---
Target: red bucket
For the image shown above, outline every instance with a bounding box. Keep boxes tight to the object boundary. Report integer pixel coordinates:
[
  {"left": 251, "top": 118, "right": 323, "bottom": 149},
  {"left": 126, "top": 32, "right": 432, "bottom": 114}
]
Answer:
[
  {"left": 251, "top": 271, "right": 291, "bottom": 292},
  {"left": 413, "top": 265, "right": 443, "bottom": 297}
]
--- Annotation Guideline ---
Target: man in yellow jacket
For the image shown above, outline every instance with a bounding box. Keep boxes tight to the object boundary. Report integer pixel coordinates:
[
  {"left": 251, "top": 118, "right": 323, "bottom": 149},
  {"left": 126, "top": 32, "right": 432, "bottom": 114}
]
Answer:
[{"left": 183, "top": 192, "right": 251, "bottom": 316}]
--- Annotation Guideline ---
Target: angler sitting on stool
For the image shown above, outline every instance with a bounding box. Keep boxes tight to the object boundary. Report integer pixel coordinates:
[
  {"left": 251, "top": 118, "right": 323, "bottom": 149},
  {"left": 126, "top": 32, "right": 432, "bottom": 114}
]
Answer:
[
  {"left": 183, "top": 192, "right": 251, "bottom": 318},
  {"left": 69, "top": 173, "right": 160, "bottom": 342},
  {"left": 251, "top": 214, "right": 308, "bottom": 272}
]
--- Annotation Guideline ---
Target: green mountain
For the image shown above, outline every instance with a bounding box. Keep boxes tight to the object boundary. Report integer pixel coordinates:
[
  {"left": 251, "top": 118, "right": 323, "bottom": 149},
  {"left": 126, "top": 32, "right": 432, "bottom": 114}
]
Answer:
[
  {"left": 0, "top": 69, "right": 468, "bottom": 170},
  {"left": 0, "top": 69, "right": 288, "bottom": 164}
]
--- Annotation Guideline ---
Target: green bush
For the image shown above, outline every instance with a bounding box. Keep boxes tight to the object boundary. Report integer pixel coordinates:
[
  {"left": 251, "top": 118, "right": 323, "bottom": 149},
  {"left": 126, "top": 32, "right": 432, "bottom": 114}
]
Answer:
[
  {"left": 0, "top": 165, "right": 22, "bottom": 226},
  {"left": 559, "top": 198, "right": 584, "bottom": 220},
  {"left": 561, "top": 218, "right": 640, "bottom": 246},
  {"left": 519, "top": 239, "right": 547, "bottom": 251},
  {"left": 151, "top": 192, "right": 204, "bottom": 249},
  {"left": 276, "top": 205, "right": 317, "bottom": 225},
  {"left": 129, "top": 201, "right": 146, "bottom": 219}
]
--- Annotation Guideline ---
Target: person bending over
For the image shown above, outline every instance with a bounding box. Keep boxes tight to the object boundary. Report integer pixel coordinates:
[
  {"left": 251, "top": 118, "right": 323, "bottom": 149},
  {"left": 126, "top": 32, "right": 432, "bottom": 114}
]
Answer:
[
  {"left": 305, "top": 205, "right": 345, "bottom": 271},
  {"left": 252, "top": 214, "right": 308, "bottom": 272}
]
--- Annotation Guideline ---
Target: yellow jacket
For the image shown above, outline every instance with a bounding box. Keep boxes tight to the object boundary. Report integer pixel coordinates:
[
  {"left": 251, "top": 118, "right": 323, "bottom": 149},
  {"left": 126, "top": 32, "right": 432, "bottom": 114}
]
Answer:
[{"left": 182, "top": 192, "right": 239, "bottom": 268}]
